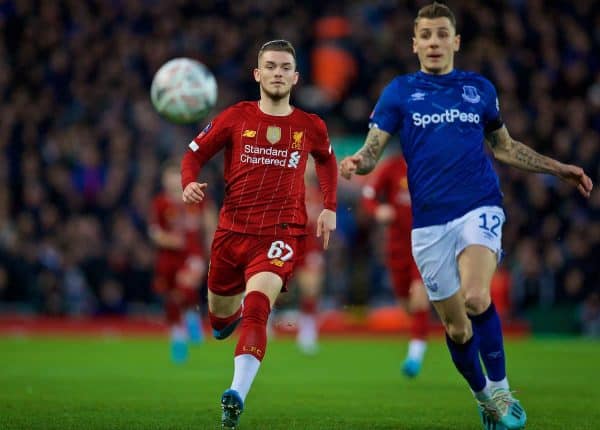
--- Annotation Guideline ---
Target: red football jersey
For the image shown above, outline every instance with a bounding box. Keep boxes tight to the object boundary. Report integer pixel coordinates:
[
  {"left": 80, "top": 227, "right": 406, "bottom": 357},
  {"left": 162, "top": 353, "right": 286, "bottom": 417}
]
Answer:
[
  {"left": 150, "top": 194, "right": 207, "bottom": 261},
  {"left": 181, "top": 101, "right": 337, "bottom": 236},
  {"left": 362, "top": 155, "right": 413, "bottom": 258}
]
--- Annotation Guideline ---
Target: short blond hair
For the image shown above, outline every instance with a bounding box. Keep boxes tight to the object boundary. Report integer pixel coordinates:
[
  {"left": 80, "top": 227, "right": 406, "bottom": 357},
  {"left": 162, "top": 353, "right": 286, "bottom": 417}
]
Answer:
[{"left": 257, "top": 40, "right": 296, "bottom": 65}]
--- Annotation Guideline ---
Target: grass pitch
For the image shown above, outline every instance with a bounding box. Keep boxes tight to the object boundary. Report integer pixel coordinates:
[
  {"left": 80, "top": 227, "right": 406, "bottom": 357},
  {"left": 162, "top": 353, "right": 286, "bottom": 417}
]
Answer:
[{"left": 1, "top": 335, "right": 599, "bottom": 429}]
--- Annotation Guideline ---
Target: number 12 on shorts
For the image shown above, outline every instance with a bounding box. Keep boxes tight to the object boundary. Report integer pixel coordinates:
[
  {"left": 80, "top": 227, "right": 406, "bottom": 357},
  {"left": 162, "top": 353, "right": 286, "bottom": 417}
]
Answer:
[
  {"left": 478, "top": 213, "right": 502, "bottom": 237},
  {"left": 267, "top": 240, "right": 294, "bottom": 261}
]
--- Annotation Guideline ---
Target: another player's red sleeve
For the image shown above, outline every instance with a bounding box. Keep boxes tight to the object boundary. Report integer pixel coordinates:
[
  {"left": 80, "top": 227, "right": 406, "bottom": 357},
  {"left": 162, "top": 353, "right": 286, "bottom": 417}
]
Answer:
[
  {"left": 311, "top": 118, "right": 337, "bottom": 211},
  {"left": 181, "top": 111, "right": 231, "bottom": 190},
  {"left": 149, "top": 196, "right": 162, "bottom": 228},
  {"left": 361, "top": 159, "right": 391, "bottom": 216}
]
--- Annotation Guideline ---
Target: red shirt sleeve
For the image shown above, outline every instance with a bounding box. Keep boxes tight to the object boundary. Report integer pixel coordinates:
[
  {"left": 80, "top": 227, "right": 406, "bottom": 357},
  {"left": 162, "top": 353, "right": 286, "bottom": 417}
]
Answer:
[
  {"left": 310, "top": 117, "right": 337, "bottom": 211},
  {"left": 361, "top": 158, "right": 392, "bottom": 216},
  {"left": 181, "top": 111, "right": 231, "bottom": 190},
  {"left": 149, "top": 195, "right": 162, "bottom": 229}
]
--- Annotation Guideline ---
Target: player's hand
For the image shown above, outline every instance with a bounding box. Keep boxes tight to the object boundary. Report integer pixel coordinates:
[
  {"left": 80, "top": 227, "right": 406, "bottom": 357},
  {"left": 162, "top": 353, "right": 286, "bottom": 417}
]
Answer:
[
  {"left": 182, "top": 182, "right": 208, "bottom": 203},
  {"left": 375, "top": 204, "right": 396, "bottom": 223},
  {"left": 340, "top": 155, "right": 363, "bottom": 180},
  {"left": 557, "top": 163, "right": 593, "bottom": 198},
  {"left": 148, "top": 226, "right": 185, "bottom": 250},
  {"left": 316, "top": 209, "right": 336, "bottom": 250}
]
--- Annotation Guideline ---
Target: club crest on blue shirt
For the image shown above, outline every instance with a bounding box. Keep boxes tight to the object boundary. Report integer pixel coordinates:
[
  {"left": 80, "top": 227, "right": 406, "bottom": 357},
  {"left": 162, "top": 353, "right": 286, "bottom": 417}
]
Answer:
[{"left": 461, "top": 86, "right": 480, "bottom": 103}]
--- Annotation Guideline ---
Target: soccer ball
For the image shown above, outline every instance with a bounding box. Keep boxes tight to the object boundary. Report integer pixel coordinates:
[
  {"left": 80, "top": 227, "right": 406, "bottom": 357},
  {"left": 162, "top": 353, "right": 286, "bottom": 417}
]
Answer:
[{"left": 150, "top": 58, "right": 218, "bottom": 124}]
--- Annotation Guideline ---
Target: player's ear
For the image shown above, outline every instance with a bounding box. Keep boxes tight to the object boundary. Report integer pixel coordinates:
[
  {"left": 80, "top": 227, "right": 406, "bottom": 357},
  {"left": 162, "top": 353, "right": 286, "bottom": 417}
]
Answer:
[
  {"left": 454, "top": 34, "right": 461, "bottom": 52},
  {"left": 412, "top": 36, "right": 417, "bottom": 54},
  {"left": 253, "top": 68, "right": 260, "bottom": 83},
  {"left": 292, "top": 71, "right": 299, "bottom": 85}
]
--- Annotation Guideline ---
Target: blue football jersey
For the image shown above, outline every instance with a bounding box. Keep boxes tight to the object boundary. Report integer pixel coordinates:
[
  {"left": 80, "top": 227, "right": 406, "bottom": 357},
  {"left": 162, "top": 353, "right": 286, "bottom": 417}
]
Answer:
[{"left": 369, "top": 69, "right": 504, "bottom": 228}]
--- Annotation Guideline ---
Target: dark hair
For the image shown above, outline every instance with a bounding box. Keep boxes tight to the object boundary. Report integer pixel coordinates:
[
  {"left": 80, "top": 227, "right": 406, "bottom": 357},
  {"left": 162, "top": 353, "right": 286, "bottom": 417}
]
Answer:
[
  {"left": 415, "top": 2, "right": 457, "bottom": 30},
  {"left": 258, "top": 39, "right": 296, "bottom": 62}
]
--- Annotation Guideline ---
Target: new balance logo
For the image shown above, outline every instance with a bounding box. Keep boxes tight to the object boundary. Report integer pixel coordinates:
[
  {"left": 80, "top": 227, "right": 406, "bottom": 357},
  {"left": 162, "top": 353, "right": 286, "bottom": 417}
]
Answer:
[{"left": 270, "top": 258, "right": 285, "bottom": 267}]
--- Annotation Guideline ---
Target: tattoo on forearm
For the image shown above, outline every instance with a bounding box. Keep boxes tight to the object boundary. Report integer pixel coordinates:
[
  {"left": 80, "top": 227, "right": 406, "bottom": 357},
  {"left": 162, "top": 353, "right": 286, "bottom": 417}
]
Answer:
[
  {"left": 487, "top": 133, "right": 500, "bottom": 149},
  {"left": 489, "top": 127, "right": 555, "bottom": 173},
  {"left": 355, "top": 133, "right": 384, "bottom": 174},
  {"left": 511, "top": 140, "right": 553, "bottom": 172}
]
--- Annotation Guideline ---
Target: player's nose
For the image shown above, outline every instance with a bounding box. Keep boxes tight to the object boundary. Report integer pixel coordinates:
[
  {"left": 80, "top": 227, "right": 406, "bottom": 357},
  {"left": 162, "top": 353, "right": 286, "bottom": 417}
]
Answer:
[{"left": 428, "top": 36, "right": 441, "bottom": 46}]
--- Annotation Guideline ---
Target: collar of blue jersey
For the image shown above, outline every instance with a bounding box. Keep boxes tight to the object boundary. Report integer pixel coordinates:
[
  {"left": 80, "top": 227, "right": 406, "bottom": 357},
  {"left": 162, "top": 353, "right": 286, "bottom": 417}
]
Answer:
[{"left": 417, "top": 69, "right": 458, "bottom": 79}]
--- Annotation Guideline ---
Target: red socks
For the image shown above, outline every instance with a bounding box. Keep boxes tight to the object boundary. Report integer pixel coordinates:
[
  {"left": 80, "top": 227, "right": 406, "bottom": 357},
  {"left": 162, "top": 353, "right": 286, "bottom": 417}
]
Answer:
[
  {"left": 300, "top": 297, "right": 318, "bottom": 315},
  {"left": 209, "top": 307, "right": 242, "bottom": 331},
  {"left": 234, "top": 291, "right": 271, "bottom": 361},
  {"left": 410, "top": 309, "right": 430, "bottom": 340}
]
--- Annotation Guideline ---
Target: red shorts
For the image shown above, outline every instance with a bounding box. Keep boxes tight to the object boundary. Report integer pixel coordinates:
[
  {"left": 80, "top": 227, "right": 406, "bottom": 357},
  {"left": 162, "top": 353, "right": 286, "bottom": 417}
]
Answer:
[
  {"left": 153, "top": 253, "right": 205, "bottom": 288},
  {"left": 297, "top": 233, "right": 324, "bottom": 270},
  {"left": 153, "top": 256, "right": 186, "bottom": 293},
  {"left": 208, "top": 229, "right": 305, "bottom": 296},
  {"left": 298, "top": 250, "right": 325, "bottom": 271},
  {"left": 388, "top": 258, "right": 421, "bottom": 299}
]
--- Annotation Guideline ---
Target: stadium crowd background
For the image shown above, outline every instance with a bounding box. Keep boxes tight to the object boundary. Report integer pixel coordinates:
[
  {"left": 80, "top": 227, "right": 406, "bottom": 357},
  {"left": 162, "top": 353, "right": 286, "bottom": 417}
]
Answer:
[{"left": 0, "top": 0, "right": 598, "bottom": 335}]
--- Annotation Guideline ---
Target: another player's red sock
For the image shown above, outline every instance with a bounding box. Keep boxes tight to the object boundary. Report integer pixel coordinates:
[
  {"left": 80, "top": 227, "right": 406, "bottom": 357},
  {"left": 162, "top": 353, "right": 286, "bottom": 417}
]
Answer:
[
  {"left": 234, "top": 291, "right": 270, "bottom": 361},
  {"left": 300, "top": 296, "right": 318, "bottom": 315},
  {"left": 209, "top": 307, "right": 242, "bottom": 331},
  {"left": 166, "top": 303, "right": 181, "bottom": 325},
  {"left": 165, "top": 294, "right": 183, "bottom": 325},
  {"left": 410, "top": 309, "right": 430, "bottom": 340}
]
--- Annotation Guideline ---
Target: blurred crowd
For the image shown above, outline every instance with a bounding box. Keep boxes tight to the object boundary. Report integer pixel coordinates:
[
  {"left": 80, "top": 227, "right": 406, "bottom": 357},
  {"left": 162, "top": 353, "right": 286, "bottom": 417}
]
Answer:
[{"left": 0, "top": 0, "right": 598, "bottom": 334}]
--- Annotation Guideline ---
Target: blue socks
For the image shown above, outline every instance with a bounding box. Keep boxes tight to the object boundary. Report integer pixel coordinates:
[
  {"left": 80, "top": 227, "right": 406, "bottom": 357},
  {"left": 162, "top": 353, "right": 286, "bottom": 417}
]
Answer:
[
  {"left": 445, "top": 333, "right": 486, "bottom": 392},
  {"left": 445, "top": 303, "right": 507, "bottom": 392},
  {"left": 470, "top": 303, "right": 506, "bottom": 382}
]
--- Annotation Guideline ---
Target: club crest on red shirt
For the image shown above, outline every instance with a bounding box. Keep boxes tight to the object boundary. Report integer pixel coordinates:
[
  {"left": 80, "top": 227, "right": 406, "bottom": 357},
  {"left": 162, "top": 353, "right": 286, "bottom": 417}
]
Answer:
[
  {"left": 266, "top": 126, "right": 281, "bottom": 144},
  {"left": 291, "top": 131, "right": 304, "bottom": 149}
]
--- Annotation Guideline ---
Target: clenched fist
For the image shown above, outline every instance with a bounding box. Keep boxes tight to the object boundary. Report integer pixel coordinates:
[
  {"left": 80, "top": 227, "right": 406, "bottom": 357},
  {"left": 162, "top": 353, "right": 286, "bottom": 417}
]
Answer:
[{"left": 182, "top": 182, "right": 208, "bottom": 203}]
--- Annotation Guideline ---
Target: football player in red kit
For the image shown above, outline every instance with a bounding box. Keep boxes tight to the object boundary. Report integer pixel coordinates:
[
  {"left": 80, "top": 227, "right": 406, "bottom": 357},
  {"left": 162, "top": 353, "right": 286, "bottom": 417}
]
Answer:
[
  {"left": 361, "top": 154, "right": 431, "bottom": 377},
  {"left": 294, "top": 167, "right": 327, "bottom": 354},
  {"left": 181, "top": 40, "right": 337, "bottom": 430},
  {"left": 149, "top": 161, "right": 217, "bottom": 363}
]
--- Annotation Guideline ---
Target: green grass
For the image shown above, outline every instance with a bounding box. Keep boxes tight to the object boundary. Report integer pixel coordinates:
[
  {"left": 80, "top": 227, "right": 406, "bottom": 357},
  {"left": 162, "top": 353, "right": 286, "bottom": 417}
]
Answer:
[{"left": 1, "top": 336, "right": 599, "bottom": 429}]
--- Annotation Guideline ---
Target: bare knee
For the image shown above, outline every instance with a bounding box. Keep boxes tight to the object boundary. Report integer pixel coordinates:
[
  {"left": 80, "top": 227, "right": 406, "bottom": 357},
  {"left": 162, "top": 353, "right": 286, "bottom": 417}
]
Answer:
[
  {"left": 408, "top": 281, "right": 430, "bottom": 312},
  {"left": 208, "top": 291, "right": 243, "bottom": 317},
  {"left": 464, "top": 287, "right": 491, "bottom": 315},
  {"left": 446, "top": 322, "right": 473, "bottom": 344}
]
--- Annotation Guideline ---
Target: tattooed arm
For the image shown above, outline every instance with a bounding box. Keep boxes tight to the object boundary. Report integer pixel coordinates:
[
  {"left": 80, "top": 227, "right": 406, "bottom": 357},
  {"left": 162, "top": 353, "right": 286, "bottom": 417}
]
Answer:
[
  {"left": 340, "top": 127, "right": 392, "bottom": 179},
  {"left": 486, "top": 125, "right": 593, "bottom": 198}
]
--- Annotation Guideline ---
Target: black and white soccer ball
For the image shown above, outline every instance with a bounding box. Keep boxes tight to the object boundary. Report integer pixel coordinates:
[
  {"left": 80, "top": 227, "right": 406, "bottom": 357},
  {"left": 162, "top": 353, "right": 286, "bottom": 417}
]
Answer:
[{"left": 150, "top": 58, "right": 217, "bottom": 124}]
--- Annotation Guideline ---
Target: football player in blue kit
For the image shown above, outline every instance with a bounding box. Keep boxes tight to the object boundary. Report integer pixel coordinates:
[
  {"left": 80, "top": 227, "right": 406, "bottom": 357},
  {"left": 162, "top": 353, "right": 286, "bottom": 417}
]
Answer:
[{"left": 340, "top": 2, "right": 593, "bottom": 430}]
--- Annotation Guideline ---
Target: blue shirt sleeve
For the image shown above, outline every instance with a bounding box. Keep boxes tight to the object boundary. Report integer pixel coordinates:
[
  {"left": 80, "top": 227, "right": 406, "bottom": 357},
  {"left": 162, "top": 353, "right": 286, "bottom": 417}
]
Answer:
[
  {"left": 369, "top": 78, "right": 404, "bottom": 135},
  {"left": 481, "top": 77, "right": 503, "bottom": 133}
]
